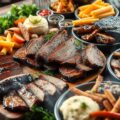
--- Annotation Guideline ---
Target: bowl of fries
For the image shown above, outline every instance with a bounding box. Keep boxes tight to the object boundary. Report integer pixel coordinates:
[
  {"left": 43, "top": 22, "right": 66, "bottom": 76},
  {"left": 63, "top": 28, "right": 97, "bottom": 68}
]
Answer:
[
  {"left": 55, "top": 76, "right": 120, "bottom": 120},
  {"left": 75, "top": 0, "right": 119, "bottom": 20},
  {"left": 107, "top": 48, "right": 120, "bottom": 81}
]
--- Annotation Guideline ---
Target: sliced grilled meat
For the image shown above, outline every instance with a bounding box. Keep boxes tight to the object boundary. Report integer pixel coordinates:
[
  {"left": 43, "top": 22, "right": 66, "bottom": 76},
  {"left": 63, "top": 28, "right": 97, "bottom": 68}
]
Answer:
[
  {"left": 36, "top": 30, "right": 67, "bottom": 63},
  {"left": 59, "top": 67, "right": 84, "bottom": 81},
  {"left": 13, "top": 46, "right": 27, "bottom": 62},
  {"left": 0, "top": 74, "right": 33, "bottom": 95},
  {"left": 81, "top": 29, "right": 99, "bottom": 41},
  {"left": 26, "top": 36, "right": 46, "bottom": 58},
  {"left": 39, "top": 74, "right": 68, "bottom": 91},
  {"left": 76, "top": 63, "right": 92, "bottom": 72},
  {"left": 96, "top": 33, "right": 116, "bottom": 44},
  {"left": 81, "top": 44, "right": 105, "bottom": 68},
  {"left": 27, "top": 83, "right": 44, "bottom": 102},
  {"left": 3, "top": 91, "right": 28, "bottom": 112},
  {"left": 73, "top": 25, "right": 98, "bottom": 34},
  {"left": 18, "top": 23, "right": 30, "bottom": 41},
  {"left": 111, "top": 59, "right": 120, "bottom": 69},
  {"left": 113, "top": 52, "right": 120, "bottom": 58},
  {"left": 114, "top": 69, "right": 120, "bottom": 78},
  {"left": 34, "top": 79, "right": 56, "bottom": 95},
  {"left": 17, "top": 87, "right": 40, "bottom": 108},
  {"left": 61, "top": 54, "right": 82, "bottom": 66},
  {"left": 48, "top": 37, "right": 77, "bottom": 64}
]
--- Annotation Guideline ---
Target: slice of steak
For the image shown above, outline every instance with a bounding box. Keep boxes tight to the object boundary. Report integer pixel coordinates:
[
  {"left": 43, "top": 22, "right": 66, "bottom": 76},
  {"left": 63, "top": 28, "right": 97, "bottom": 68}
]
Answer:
[
  {"left": 27, "top": 83, "right": 44, "bottom": 102},
  {"left": 13, "top": 46, "right": 27, "bottom": 63},
  {"left": 39, "top": 74, "right": 68, "bottom": 91},
  {"left": 36, "top": 30, "right": 67, "bottom": 63},
  {"left": 76, "top": 63, "right": 92, "bottom": 72},
  {"left": 114, "top": 69, "right": 120, "bottom": 78},
  {"left": 111, "top": 59, "right": 120, "bottom": 69},
  {"left": 96, "top": 33, "right": 115, "bottom": 44},
  {"left": 17, "top": 86, "right": 40, "bottom": 108},
  {"left": 61, "top": 54, "right": 82, "bottom": 66},
  {"left": 26, "top": 36, "right": 46, "bottom": 58},
  {"left": 18, "top": 23, "right": 30, "bottom": 41},
  {"left": 73, "top": 25, "right": 98, "bottom": 34},
  {"left": 48, "top": 37, "right": 77, "bottom": 64},
  {"left": 34, "top": 79, "right": 56, "bottom": 95},
  {"left": 0, "top": 74, "right": 33, "bottom": 96},
  {"left": 3, "top": 91, "right": 28, "bottom": 112},
  {"left": 59, "top": 66, "right": 84, "bottom": 81},
  {"left": 81, "top": 44, "right": 105, "bottom": 68}
]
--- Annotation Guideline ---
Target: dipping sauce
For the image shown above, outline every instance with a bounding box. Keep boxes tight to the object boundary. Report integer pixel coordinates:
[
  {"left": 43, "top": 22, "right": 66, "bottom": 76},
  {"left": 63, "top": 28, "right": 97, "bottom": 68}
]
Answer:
[{"left": 38, "top": 9, "right": 52, "bottom": 17}]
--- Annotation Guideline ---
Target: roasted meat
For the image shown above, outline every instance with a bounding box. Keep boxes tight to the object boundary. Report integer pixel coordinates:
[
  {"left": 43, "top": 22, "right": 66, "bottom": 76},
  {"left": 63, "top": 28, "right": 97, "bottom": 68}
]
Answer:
[
  {"left": 34, "top": 79, "right": 56, "bottom": 95},
  {"left": 17, "top": 87, "right": 40, "bottom": 108},
  {"left": 111, "top": 59, "right": 120, "bottom": 69},
  {"left": 81, "top": 44, "right": 105, "bottom": 68},
  {"left": 96, "top": 33, "right": 116, "bottom": 44},
  {"left": 27, "top": 83, "right": 45, "bottom": 102},
  {"left": 36, "top": 30, "right": 67, "bottom": 63},
  {"left": 3, "top": 91, "right": 28, "bottom": 112},
  {"left": 26, "top": 36, "right": 46, "bottom": 58},
  {"left": 39, "top": 74, "right": 68, "bottom": 91},
  {"left": 59, "top": 66, "right": 84, "bottom": 81},
  {"left": 18, "top": 23, "right": 30, "bottom": 41},
  {"left": 48, "top": 37, "right": 77, "bottom": 64},
  {"left": 73, "top": 25, "right": 98, "bottom": 34},
  {"left": 0, "top": 74, "right": 33, "bottom": 95}
]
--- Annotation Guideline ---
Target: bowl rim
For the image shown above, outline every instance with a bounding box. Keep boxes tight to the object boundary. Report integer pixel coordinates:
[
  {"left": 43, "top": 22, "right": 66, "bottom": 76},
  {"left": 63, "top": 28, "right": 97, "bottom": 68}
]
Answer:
[
  {"left": 54, "top": 81, "right": 120, "bottom": 120},
  {"left": 74, "top": 5, "right": 119, "bottom": 19},
  {"left": 72, "top": 28, "right": 120, "bottom": 46},
  {"left": 107, "top": 48, "right": 120, "bottom": 81}
]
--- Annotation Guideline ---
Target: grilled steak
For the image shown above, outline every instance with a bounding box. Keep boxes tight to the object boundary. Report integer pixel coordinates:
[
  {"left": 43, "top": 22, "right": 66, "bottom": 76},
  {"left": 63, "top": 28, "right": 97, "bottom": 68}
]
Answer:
[
  {"left": 96, "top": 33, "right": 115, "bottom": 44},
  {"left": 114, "top": 69, "right": 120, "bottom": 78},
  {"left": 3, "top": 91, "right": 28, "bottom": 112},
  {"left": 36, "top": 30, "right": 67, "bottom": 63},
  {"left": 0, "top": 74, "right": 33, "bottom": 95},
  {"left": 26, "top": 36, "right": 46, "bottom": 58},
  {"left": 13, "top": 46, "right": 27, "bottom": 62},
  {"left": 39, "top": 74, "right": 68, "bottom": 91},
  {"left": 81, "top": 44, "right": 105, "bottom": 68},
  {"left": 27, "top": 83, "right": 44, "bottom": 101},
  {"left": 111, "top": 59, "right": 120, "bottom": 69},
  {"left": 59, "top": 66, "right": 84, "bottom": 81},
  {"left": 17, "top": 87, "right": 40, "bottom": 108},
  {"left": 18, "top": 23, "right": 30, "bottom": 41},
  {"left": 73, "top": 25, "right": 98, "bottom": 34},
  {"left": 48, "top": 37, "right": 77, "bottom": 64},
  {"left": 34, "top": 79, "right": 56, "bottom": 95}
]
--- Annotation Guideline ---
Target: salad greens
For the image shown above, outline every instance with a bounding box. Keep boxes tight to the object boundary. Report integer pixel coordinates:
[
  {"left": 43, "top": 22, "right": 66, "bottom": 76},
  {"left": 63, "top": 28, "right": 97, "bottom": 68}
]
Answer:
[
  {"left": 23, "top": 106, "right": 55, "bottom": 120},
  {"left": 0, "top": 4, "right": 38, "bottom": 34}
]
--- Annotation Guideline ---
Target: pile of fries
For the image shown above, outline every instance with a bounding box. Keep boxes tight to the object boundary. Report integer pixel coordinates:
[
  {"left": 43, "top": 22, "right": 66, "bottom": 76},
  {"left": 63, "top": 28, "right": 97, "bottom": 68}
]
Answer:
[
  {"left": 51, "top": 0, "right": 74, "bottom": 13},
  {"left": 73, "top": 0, "right": 115, "bottom": 26},
  {"left": 71, "top": 75, "right": 120, "bottom": 119}
]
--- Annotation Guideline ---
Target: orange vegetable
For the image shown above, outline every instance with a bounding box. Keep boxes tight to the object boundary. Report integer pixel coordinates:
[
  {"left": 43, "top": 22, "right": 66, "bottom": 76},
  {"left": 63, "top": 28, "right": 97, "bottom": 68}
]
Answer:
[
  {"left": 12, "top": 33, "right": 25, "bottom": 43},
  {"left": 14, "top": 18, "right": 26, "bottom": 26}
]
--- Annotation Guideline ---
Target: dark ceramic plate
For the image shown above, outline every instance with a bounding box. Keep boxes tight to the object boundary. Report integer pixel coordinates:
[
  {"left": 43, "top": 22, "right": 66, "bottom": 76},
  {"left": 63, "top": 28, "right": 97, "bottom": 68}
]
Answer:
[
  {"left": 75, "top": 6, "right": 119, "bottom": 19},
  {"left": 54, "top": 81, "right": 120, "bottom": 120},
  {"left": 107, "top": 48, "right": 120, "bottom": 81}
]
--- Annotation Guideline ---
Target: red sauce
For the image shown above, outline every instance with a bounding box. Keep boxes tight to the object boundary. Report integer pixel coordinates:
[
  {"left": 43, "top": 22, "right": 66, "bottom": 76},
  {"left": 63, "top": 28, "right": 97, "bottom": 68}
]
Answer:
[{"left": 39, "top": 9, "right": 51, "bottom": 16}]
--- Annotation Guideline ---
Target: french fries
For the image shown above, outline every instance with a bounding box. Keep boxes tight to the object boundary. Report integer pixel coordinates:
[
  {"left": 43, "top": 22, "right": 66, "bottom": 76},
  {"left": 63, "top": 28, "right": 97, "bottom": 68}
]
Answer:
[{"left": 73, "top": 0, "right": 115, "bottom": 26}]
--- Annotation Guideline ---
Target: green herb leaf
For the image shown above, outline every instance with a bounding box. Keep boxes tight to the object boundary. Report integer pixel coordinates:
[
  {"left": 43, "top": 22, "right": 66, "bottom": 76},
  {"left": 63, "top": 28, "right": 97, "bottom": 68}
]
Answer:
[
  {"left": 42, "top": 70, "right": 57, "bottom": 76},
  {"left": 81, "top": 102, "right": 88, "bottom": 110},
  {"left": 44, "top": 32, "right": 56, "bottom": 41}
]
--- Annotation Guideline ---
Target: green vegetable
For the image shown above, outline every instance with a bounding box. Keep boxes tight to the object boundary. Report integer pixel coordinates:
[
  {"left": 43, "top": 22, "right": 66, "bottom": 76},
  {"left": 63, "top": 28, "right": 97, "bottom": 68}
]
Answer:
[
  {"left": 74, "top": 39, "right": 85, "bottom": 50},
  {"left": 81, "top": 102, "right": 88, "bottom": 110},
  {"left": 0, "top": 4, "right": 38, "bottom": 34},
  {"left": 44, "top": 32, "right": 56, "bottom": 41},
  {"left": 42, "top": 70, "right": 57, "bottom": 76},
  {"left": 23, "top": 106, "right": 55, "bottom": 120}
]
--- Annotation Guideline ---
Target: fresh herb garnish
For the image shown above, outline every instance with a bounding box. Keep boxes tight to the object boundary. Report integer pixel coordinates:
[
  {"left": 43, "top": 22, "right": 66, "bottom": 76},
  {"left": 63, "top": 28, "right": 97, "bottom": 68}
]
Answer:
[
  {"left": 44, "top": 32, "right": 56, "bottom": 41},
  {"left": 0, "top": 4, "right": 38, "bottom": 34},
  {"left": 42, "top": 70, "right": 57, "bottom": 76},
  {"left": 81, "top": 102, "right": 88, "bottom": 110},
  {"left": 74, "top": 39, "right": 85, "bottom": 50},
  {"left": 23, "top": 106, "right": 55, "bottom": 120}
]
